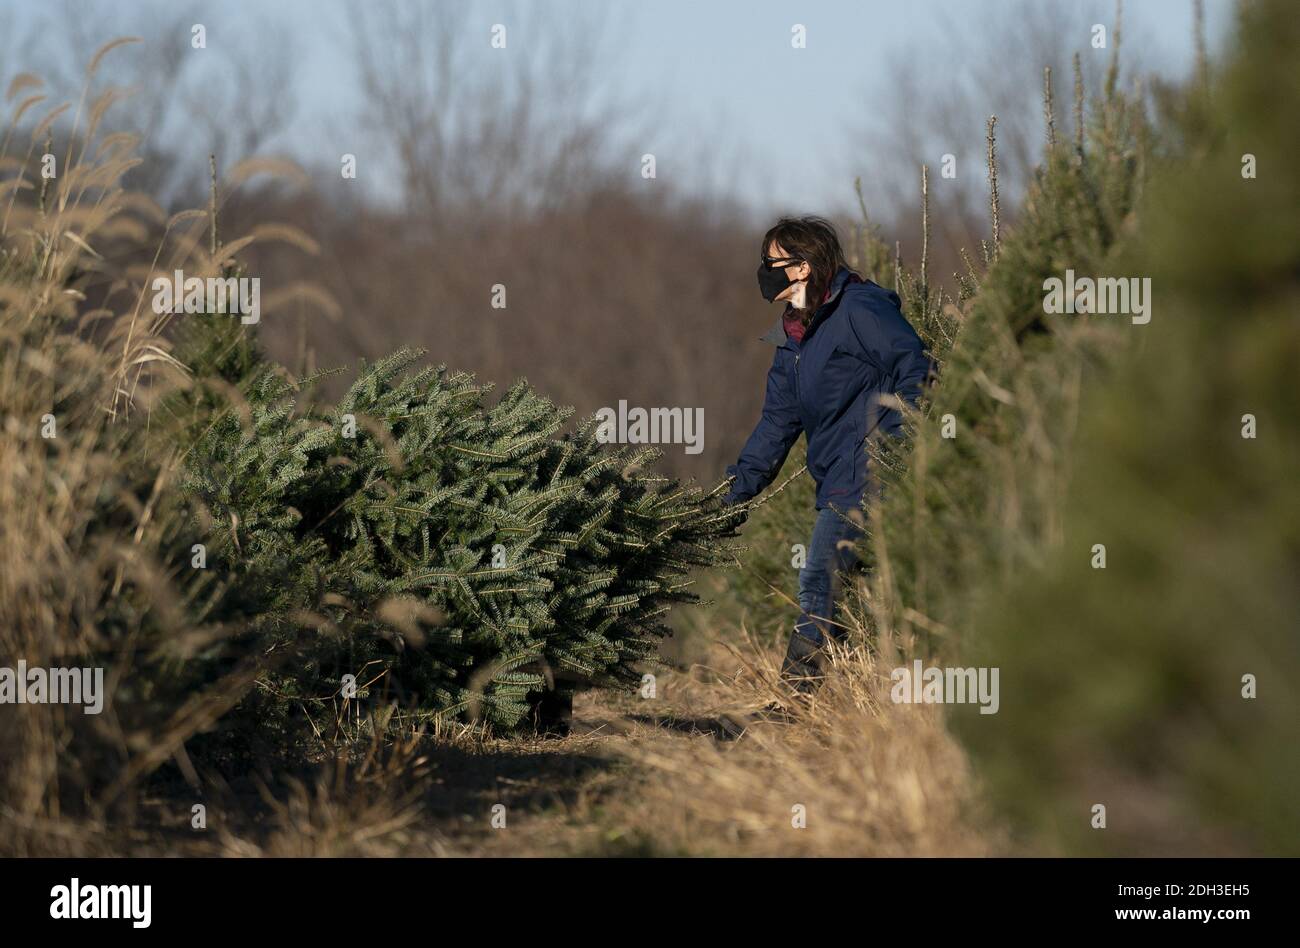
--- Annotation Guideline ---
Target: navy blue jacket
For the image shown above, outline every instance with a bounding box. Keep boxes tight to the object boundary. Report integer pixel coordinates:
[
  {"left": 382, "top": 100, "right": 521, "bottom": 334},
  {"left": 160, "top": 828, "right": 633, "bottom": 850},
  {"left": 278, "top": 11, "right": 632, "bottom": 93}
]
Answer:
[{"left": 724, "top": 268, "right": 931, "bottom": 511}]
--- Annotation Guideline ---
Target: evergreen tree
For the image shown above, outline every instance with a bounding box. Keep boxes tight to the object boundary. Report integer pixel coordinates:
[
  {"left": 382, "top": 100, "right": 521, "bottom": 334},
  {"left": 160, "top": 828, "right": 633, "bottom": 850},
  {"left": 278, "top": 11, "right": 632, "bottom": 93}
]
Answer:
[{"left": 167, "top": 314, "right": 742, "bottom": 733}]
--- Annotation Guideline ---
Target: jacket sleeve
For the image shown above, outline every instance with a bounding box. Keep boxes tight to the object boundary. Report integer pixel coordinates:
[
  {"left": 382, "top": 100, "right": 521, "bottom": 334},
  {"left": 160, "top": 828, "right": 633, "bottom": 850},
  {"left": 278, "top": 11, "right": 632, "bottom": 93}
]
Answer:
[
  {"left": 848, "top": 296, "right": 933, "bottom": 437},
  {"left": 723, "top": 350, "right": 803, "bottom": 505}
]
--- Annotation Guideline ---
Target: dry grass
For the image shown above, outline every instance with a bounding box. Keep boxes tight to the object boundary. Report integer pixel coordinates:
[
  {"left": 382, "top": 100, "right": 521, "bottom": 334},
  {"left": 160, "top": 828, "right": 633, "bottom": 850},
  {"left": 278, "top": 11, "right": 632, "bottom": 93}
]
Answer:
[
  {"left": 590, "top": 616, "right": 1003, "bottom": 857},
  {"left": 0, "top": 47, "right": 325, "bottom": 854},
  {"left": 1, "top": 66, "right": 179, "bottom": 841}
]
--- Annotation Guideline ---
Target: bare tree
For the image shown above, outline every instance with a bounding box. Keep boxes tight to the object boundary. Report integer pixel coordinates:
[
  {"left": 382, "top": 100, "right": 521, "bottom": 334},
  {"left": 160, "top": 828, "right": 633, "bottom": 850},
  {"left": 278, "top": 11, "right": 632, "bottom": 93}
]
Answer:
[
  {"left": 853, "top": 0, "right": 1142, "bottom": 263},
  {"left": 349, "top": 0, "right": 637, "bottom": 225},
  {"left": 32, "top": 0, "right": 298, "bottom": 205}
]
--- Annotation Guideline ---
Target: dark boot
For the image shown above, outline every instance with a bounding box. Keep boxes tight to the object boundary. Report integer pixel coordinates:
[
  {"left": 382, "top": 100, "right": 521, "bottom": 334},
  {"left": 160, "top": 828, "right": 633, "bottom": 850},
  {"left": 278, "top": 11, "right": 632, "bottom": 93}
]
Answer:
[
  {"left": 527, "top": 687, "right": 574, "bottom": 736},
  {"left": 780, "top": 631, "right": 825, "bottom": 694}
]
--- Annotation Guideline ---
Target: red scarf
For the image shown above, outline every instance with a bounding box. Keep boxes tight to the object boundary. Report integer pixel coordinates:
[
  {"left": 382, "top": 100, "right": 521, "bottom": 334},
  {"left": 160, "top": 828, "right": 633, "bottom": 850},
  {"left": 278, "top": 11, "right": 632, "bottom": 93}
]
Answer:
[{"left": 783, "top": 273, "right": 862, "bottom": 343}]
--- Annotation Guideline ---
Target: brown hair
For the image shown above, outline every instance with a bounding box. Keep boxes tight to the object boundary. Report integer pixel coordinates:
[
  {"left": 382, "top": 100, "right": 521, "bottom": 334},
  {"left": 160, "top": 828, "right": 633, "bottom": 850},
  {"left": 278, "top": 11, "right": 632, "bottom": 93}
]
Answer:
[{"left": 760, "top": 216, "right": 851, "bottom": 325}]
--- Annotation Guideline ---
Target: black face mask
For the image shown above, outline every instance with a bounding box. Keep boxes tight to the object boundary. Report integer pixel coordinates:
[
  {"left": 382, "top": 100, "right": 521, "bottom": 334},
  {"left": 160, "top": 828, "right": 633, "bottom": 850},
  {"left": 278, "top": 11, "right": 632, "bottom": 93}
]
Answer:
[{"left": 757, "top": 256, "right": 802, "bottom": 302}]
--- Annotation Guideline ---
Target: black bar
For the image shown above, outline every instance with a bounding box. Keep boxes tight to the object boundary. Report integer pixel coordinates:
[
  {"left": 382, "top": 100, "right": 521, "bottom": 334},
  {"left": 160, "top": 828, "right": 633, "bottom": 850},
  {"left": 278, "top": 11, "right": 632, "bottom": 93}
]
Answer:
[{"left": 1, "top": 856, "right": 1283, "bottom": 935}]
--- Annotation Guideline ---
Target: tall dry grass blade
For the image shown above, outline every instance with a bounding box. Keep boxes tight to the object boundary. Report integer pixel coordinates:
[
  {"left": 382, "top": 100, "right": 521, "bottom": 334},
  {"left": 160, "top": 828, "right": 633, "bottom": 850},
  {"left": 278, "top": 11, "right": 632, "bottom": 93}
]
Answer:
[
  {"left": 1073, "top": 51, "right": 1085, "bottom": 159},
  {"left": 1193, "top": 0, "right": 1208, "bottom": 83},
  {"left": 86, "top": 37, "right": 143, "bottom": 79},
  {"left": 5, "top": 73, "right": 43, "bottom": 101},
  {"left": 1044, "top": 66, "right": 1057, "bottom": 149},
  {"left": 209, "top": 154, "right": 219, "bottom": 257},
  {"left": 985, "top": 115, "right": 1000, "bottom": 256},
  {"left": 61, "top": 38, "right": 141, "bottom": 213}
]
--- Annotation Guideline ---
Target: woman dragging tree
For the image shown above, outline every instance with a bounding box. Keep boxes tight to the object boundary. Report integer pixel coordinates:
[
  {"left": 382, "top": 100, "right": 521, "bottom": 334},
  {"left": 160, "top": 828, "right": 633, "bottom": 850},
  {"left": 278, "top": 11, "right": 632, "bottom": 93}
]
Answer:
[{"left": 723, "top": 216, "right": 933, "bottom": 699}]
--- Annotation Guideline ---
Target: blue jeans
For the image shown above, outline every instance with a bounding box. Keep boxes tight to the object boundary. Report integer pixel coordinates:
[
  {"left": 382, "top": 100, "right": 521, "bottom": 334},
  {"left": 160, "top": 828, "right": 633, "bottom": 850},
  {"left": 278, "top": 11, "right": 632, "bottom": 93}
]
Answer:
[{"left": 793, "top": 505, "right": 865, "bottom": 647}]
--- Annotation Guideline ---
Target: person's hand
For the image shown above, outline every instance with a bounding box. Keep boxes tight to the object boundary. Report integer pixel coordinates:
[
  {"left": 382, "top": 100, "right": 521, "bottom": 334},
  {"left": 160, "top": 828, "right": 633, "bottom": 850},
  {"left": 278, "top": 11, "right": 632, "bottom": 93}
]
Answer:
[
  {"left": 715, "top": 477, "right": 749, "bottom": 530},
  {"left": 718, "top": 499, "right": 750, "bottom": 532}
]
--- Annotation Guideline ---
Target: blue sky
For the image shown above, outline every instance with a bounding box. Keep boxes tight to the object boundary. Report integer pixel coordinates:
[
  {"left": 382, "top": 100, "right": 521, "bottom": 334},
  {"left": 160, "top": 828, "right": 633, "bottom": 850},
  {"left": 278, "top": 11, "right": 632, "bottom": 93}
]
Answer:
[{"left": 3, "top": 0, "right": 1234, "bottom": 216}]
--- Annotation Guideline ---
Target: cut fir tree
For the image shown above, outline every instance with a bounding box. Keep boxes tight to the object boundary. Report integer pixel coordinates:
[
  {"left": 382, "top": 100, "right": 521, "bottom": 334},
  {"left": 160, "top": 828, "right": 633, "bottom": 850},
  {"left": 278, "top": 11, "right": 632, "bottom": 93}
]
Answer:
[{"left": 168, "top": 314, "right": 743, "bottom": 734}]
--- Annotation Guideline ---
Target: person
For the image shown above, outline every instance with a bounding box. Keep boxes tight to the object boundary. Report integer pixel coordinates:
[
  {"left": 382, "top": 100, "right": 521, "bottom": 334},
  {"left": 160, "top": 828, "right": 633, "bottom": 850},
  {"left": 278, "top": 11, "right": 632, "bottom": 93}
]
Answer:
[{"left": 723, "top": 216, "right": 932, "bottom": 695}]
